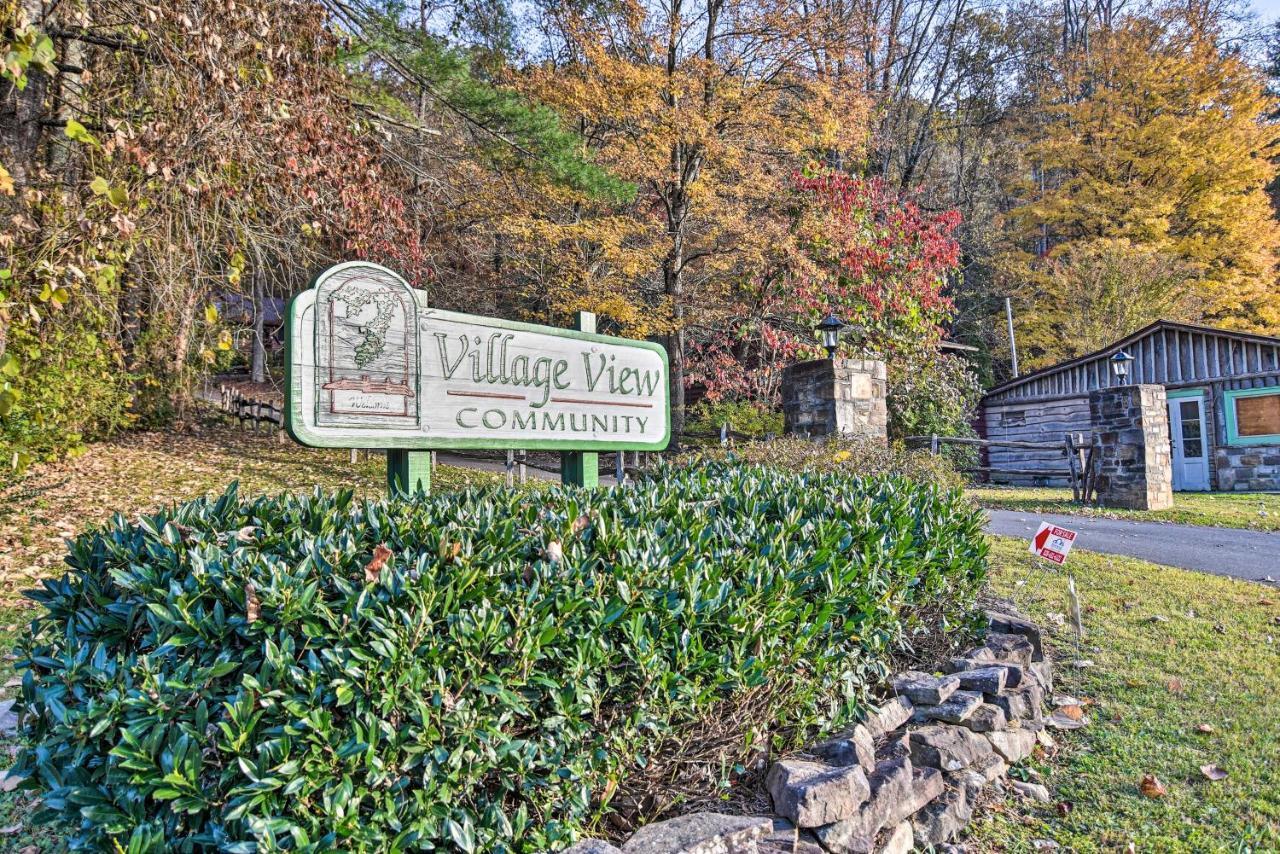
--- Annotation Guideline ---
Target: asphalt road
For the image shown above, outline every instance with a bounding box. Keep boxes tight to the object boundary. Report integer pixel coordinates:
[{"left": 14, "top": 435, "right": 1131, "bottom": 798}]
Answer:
[{"left": 985, "top": 510, "right": 1279, "bottom": 583}]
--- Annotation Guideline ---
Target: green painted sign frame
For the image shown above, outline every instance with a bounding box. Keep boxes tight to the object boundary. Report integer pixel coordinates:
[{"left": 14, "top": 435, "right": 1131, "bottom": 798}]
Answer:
[{"left": 284, "top": 262, "right": 671, "bottom": 459}]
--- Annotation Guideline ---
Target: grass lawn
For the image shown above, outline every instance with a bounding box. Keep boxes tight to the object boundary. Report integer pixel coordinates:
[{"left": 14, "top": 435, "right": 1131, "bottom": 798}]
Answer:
[
  {"left": 968, "top": 538, "right": 1280, "bottom": 852},
  {"left": 969, "top": 485, "right": 1280, "bottom": 532}
]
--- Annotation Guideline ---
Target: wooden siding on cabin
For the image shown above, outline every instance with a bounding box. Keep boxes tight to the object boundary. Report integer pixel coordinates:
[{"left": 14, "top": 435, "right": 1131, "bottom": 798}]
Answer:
[
  {"left": 982, "top": 398, "right": 1091, "bottom": 486},
  {"left": 984, "top": 327, "right": 1280, "bottom": 406}
]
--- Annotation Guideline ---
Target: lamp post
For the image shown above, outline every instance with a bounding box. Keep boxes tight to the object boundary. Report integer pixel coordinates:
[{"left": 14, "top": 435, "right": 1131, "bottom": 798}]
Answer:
[
  {"left": 818, "top": 312, "right": 845, "bottom": 359},
  {"left": 1110, "top": 350, "right": 1134, "bottom": 384}
]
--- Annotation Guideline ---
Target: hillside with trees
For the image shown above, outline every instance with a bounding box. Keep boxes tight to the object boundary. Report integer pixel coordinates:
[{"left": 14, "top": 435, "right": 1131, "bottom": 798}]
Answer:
[{"left": 3, "top": 0, "right": 1279, "bottom": 470}]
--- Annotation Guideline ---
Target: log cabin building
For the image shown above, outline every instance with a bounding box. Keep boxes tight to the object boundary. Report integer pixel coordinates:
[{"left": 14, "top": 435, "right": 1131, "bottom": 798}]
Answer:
[{"left": 977, "top": 320, "right": 1280, "bottom": 491}]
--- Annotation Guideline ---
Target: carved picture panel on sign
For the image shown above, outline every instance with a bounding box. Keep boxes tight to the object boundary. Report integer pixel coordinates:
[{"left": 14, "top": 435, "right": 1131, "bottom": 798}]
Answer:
[{"left": 313, "top": 265, "right": 420, "bottom": 430}]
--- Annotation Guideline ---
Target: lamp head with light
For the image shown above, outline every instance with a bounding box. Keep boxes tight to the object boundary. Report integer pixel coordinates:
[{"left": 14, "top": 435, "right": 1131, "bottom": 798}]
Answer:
[
  {"left": 1110, "top": 350, "right": 1134, "bottom": 382},
  {"left": 817, "top": 312, "right": 845, "bottom": 359}
]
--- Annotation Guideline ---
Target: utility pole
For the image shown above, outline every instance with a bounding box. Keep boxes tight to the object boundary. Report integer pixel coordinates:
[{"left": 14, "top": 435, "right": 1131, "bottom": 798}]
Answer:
[{"left": 1005, "top": 297, "right": 1020, "bottom": 378}]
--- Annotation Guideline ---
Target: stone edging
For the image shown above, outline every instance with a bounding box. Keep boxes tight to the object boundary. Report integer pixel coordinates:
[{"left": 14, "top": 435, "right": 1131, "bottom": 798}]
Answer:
[{"left": 569, "top": 610, "right": 1084, "bottom": 854}]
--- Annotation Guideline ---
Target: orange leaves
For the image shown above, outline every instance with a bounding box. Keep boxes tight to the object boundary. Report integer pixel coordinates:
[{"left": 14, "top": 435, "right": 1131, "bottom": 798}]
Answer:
[
  {"left": 364, "top": 544, "right": 393, "bottom": 584},
  {"left": 245, "top": 583, "right": 261, "bottom": 623},
  {"left": 1139, "top": 774, "right": 1167, "bottom": 798}
]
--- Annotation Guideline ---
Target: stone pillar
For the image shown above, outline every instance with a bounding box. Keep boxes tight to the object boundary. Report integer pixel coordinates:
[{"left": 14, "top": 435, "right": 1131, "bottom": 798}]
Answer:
[
  {"left": 780, "top": 358, "right": 888, "bottom": 444},
  {"left": 1088, "top": 384, "right": 1173, "bottom": 510}
]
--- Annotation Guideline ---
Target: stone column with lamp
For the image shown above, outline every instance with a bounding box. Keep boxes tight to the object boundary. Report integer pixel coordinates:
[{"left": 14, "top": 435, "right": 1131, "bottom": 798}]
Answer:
[
  {"left": 780, "top": 313, "right": 888, "bottom": 445},
  {"left": 1087, "top": 350, "right": 1174, "bottom": 510}
]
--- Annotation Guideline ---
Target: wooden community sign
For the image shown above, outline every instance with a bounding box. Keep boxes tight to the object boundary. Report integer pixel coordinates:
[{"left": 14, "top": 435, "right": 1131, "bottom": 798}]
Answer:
[{"left": 284, "top": 262, "right": 670, "bottom": 491}]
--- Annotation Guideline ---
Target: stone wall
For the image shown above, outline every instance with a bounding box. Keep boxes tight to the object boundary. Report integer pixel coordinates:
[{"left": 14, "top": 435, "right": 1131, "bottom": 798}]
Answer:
[
  {"left": 569, "top": 612, "right": 1075, "bottom": 854},
  {"left": 781, "top": 359, "right": 888, "bottom": 444},
  {"left": 1087, "top": 384, "right": 1174, "bottom": 510},
  {"left": 1215, "top": 444, "right": 1280, "bottom": 491}
]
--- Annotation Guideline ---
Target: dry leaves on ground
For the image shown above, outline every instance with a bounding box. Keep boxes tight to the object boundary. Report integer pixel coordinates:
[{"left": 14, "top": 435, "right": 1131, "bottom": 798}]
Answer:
[{"left": 1139, "top": 774, "right": 1168, "bottom": 798}]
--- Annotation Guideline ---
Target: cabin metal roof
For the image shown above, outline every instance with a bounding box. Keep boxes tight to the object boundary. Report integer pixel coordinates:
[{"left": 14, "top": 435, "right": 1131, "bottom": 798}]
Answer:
[{"left": 982, "top": 320, "right": 1280, "bottom": 404}]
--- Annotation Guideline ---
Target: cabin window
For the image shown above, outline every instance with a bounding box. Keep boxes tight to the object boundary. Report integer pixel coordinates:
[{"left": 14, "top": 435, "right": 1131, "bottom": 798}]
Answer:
[
  {"left": 1001, "top": 410, "right": 1026, "bottom": 428},
  {"left": 1225, "top": 388, "right": 1280, "bottom": 445}
]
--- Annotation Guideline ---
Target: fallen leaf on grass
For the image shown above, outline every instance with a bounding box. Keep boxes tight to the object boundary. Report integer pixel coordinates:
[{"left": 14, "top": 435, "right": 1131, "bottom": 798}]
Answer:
[
  {"left": 1139, "top": 773, "right": 1167, "bottom": 798},
  {"left": 1057, "top": 704, "right": 1085, "bottom": 721},
  {"left": 544, "top": 541, "right": 563, "bottom": 563},
  {"left": 1196, "top": 723, "right": 1214, "bottom": 734},
  {"left": 1166, "top": 678, "right": 1185, "bottom": 695},
  {"left": 1199, "top": 764, "right": 1228, "bottom": 781},
  {"left": 364, "top": 544, "right": 393, "bottom": 583},
  {"left": 0, "top": 824, "right": 18, "bottom": 834},
  {"left": 234, "top": 525, "right": 257, "bottom": 543},
  {"left": 1055, "top": 801, "right": 1073, "bottom": 816},
  {"left": 0, "top": 771, "right": 20, "bottom": 792}
]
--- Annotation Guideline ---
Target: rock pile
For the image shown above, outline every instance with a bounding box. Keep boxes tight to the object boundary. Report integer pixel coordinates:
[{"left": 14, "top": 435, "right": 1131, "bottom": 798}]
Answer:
[{"left": 568, "top": 611, "right": 1069, "bottom": 854}]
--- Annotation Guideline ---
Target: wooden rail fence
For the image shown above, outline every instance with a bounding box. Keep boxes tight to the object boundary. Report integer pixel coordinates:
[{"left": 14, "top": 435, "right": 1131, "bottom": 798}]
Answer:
[
  {"left": 908, "top": 433, "right": 1102, "bottom": 503},
  {"left": 218, "top": 385, "right": 285, "bottom": 441}
]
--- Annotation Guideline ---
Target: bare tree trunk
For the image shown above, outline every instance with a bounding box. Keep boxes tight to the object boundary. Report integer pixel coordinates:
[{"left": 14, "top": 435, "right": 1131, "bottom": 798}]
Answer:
[{"left": 250, "top": 261, "right": 267, "bottom": 384}]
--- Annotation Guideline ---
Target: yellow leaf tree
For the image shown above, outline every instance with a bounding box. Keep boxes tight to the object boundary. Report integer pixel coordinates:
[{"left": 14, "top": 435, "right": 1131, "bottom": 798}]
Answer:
[
  {"left": 1000, "top": 10, "right": 1280, "bottom": 368},
  {"left": 518, "top": 0, "right": 869, "bottom": 428}
]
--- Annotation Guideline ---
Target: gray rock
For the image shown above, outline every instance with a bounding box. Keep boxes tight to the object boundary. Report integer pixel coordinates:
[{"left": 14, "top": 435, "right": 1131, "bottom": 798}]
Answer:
[
  {"left": 1046, "top": 711, "right": 1088, "bottom": 730},
  {"left": 861, "top": 696, "right": 914, "bottom": 739},
  {"left": 948, "top": 767, "right": 987, "bottom": 802},
  {"left": 0, "top": 700, "right": 16, "bottom": 737},
  {"left": 874, "top": 730, "right": 911, "bottom": 764},
  {"left": 892, "top": 671, "right": 960, "bottom": 705},
  {"left": 878, "top": 822, "right": 914, "bottom": 854},
  {"left": 908, "top": 725, "right": 994, "bottom": 772},
  {"left": 985, "top": 727, "right": 1038, "bottom": 764},
  {"left": 811, "top": 756, "right": 916, "bottom": 854},
  {"left": 623, "top": 814, "right": 773, "bottom": 854},
  {"left": 911, "top": 690, "right": 984, "bottom": 725},
  {"left": 760, "top": 820, "right": 797, "bottom": 852},
  {"left": 972, "top": 750, "right": 1008, "bottom": 783},
  {"left": 983, "top": 632, "right": 1035, "bottom": 668},
  {"left": 767, "top": 759, "right": 871, "bottom": 827},
  {"left": 1028, "top": 659, "right": 1054, "bottom": 693},
  {"left": 985, "top": 682, "right": 1045, "bottom": 722},
  {"left": 955, "top": 702, "right": 1007, "bottom": 733},
  {"left": 811, "top": 724, "right": 877, "bottom": 773},
  {"left": 912, "top": 784, "right": 973, "bottom": 846},
  {"left": 565, "top": 842, "right": 623, "bottom": 854},
  {"left": 1009, "top": 780, "right": 1052, "bottom": 803},
  {"left": 955, "top": 666, "right": 1008, "bottom": 694},
  {"left": 987, "top": 611, "right": 1045, "bottom": 661},
  {"left": 948, "top": 646, "right": 999, "bottom": 672},
  {"left": 813, "top": 764, "right": 944, "bottom": 854}
]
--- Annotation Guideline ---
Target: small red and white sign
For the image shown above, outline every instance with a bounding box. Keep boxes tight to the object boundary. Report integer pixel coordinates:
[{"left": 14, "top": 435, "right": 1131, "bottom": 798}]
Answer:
[{"left": 1029, "top": 522, "right": 1078, "bottom": 564}]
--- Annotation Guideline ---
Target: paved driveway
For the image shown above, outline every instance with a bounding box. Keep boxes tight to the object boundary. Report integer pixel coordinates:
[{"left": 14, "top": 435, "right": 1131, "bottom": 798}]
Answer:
[{"left": 985, "top": 510, "right": 1279, "bottom": 583}]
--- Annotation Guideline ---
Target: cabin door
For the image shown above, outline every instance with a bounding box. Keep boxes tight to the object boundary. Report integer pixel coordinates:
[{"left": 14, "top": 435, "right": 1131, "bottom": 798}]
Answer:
[{"left": 1167, "top": 393, "right": 1210, "bottom": 491}]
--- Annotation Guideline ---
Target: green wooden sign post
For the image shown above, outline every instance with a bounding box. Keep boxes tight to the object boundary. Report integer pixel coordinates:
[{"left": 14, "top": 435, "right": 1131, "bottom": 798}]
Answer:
[
  {"left": 560, "top": 311, "right": 599, "bottom": 488},
  {"left": 285, "top": 263, "right": 669, "bottom": 496},
  {"left": 387, "top": 448, "right": 431, "bottom": 496}
]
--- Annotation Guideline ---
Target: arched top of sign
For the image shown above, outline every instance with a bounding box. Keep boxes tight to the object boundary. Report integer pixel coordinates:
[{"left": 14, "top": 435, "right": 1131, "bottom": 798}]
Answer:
[
  {"left": 285, "top": 261, "right": 670, "bottom": 452},
  {"left": 313, "top": 262, "right": 420, "bottom": 430}
]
